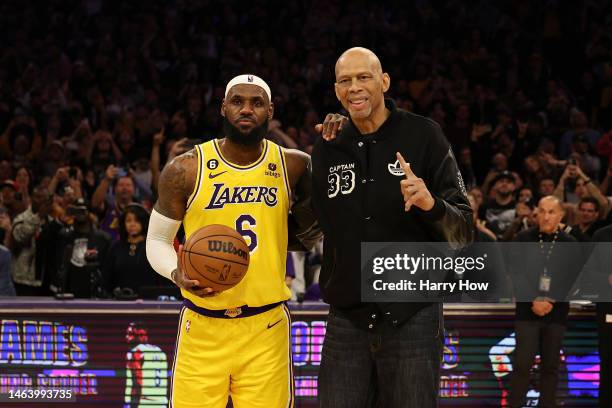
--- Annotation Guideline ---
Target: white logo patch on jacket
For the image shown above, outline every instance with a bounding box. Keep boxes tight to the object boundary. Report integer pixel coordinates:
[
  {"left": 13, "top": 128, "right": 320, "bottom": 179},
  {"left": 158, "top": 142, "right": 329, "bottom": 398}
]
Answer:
[{"left": 388, "top": 160, "right": 405, "bottom": 176}]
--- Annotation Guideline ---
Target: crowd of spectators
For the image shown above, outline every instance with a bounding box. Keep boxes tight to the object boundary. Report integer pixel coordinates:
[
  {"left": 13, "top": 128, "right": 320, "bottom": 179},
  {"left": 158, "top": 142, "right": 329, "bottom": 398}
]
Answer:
[{"left": 1, "top": 0, "right": 612, "bottom": 299}]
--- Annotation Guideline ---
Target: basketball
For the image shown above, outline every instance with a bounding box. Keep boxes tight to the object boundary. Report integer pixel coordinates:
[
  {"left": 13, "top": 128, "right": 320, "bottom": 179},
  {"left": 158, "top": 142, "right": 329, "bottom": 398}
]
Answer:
[{"left": 180, "top": 224, "right": 250, "bottom": 292}]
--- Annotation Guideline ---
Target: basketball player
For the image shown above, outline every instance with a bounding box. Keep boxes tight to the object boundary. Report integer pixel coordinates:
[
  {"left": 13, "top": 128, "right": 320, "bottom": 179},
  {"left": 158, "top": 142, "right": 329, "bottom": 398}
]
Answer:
[
  {"left": 124, "top": 322, "right": 168, "bottom": 408},
  {"left": 146, "top": 74, "right": 319, "bottom": 407}
]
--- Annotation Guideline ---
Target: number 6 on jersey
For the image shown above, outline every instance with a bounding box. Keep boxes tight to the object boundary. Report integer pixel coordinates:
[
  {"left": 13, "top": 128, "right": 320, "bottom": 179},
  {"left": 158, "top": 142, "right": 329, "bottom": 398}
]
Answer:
[{"left": 236, "top": 214, "right": 257, "bottom": 251}]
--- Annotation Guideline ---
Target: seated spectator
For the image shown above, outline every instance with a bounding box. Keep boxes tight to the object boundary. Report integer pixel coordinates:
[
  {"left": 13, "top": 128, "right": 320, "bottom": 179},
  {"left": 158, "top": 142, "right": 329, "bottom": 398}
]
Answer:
[{"left": 103, "top": 204, "right": 160, "bottom": 297}]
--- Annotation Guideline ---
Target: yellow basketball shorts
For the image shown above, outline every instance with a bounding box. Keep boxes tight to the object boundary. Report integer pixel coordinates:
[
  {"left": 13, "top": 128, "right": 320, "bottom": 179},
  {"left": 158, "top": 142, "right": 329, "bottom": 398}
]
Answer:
[{"left": 169, "top": 304, "right": 294, "bottom": 408}]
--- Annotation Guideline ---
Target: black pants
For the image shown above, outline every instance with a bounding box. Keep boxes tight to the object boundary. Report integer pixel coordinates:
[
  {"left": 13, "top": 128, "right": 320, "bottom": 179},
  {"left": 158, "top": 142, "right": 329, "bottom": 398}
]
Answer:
[
  {"left": 318, "top": 304, "right": 443, "bottom": 408},
  {"left": 509, "top": 320, "right": 566, "bottom": 408},
  {"left": 597, "top": 303, "right": 612, "bottom": 408}
]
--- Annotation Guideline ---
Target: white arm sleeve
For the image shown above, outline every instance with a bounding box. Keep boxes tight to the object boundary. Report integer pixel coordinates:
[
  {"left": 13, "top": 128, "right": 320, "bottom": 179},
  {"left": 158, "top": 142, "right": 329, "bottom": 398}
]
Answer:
[{"left": 146, "top": 209, "right": 182, "bottom": 282}]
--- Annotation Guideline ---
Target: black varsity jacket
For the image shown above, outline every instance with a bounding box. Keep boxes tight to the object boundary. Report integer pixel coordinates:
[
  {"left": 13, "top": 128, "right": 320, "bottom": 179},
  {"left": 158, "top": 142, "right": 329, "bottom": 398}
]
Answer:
[{"left": 311, "top": 99, "right": 474, "bottom": 330}]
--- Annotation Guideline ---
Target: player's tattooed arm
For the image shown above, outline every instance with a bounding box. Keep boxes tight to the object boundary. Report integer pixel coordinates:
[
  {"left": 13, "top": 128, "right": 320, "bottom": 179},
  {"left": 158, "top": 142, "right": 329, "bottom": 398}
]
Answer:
[
  {"left": 151, "top": 149, "right": 214, "bottom": 297},
  {"left": 153, "top": 149, "right": 198, "bottom": 219},
  {"left": 285, "top": 150, "right": 322, "bottom": 251}
]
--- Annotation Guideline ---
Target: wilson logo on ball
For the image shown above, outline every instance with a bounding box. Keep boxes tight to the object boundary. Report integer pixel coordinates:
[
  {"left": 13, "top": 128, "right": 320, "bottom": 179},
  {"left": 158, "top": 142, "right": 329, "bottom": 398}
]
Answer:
[{"left": 208, "top": 240, "right": 249, "bottom": 260}]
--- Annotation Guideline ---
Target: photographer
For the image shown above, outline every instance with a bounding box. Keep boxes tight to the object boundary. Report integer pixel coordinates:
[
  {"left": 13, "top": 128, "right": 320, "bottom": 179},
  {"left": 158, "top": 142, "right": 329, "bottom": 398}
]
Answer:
[
  {"left": 91, "top": 164, "right": 137, "bottom": 242},
  {"left": 57, "top": 199, "right": 110, "bottom": 298},
  {"left": 47, "top": 166, "right": 84, "bottom": 200}
]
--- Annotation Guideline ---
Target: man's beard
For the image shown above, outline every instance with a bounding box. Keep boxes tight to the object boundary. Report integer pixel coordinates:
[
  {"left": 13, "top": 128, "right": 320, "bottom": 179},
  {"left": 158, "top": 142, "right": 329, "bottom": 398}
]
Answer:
[{"left": 223, "top": 117, "right": 268, "bottom": 146}]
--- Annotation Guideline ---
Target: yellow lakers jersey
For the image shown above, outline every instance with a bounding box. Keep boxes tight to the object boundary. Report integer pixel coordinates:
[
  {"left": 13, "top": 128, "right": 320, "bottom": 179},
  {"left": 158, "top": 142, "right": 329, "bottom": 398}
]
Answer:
[{"left": 182, "top": 138, "right": 292, "bottom": 309}]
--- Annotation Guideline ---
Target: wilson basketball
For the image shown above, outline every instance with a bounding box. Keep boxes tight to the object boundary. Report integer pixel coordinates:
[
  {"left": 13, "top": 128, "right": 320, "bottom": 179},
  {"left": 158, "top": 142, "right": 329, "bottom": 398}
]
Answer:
[{"left": 180, "top": 224, "right": 250, "bottom": 292}]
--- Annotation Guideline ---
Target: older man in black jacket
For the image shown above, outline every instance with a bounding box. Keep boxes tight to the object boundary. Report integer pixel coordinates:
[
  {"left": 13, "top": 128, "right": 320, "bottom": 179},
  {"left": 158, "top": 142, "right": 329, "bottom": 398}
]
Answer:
[
  {"left": 508, "top": 196, "right": 579, "bottom": 408},
  {"left": 311, "top": 47, "right": 473, "bottom": 408}
]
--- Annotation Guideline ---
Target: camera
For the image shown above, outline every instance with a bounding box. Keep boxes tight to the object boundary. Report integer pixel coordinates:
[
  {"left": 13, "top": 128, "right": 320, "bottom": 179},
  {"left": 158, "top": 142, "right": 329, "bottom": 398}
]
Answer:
[
  {"left": 66, "top": 205, "right": 88, "bottom": 217},
  {"left": 66, "top": 198, "right": 88, "bottom": 217}
]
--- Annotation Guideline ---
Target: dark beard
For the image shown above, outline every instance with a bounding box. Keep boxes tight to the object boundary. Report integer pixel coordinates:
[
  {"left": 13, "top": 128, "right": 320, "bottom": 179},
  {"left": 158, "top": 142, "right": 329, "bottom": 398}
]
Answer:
[{"left": 222, "top": 116, "right": 268, "bottom": 146}]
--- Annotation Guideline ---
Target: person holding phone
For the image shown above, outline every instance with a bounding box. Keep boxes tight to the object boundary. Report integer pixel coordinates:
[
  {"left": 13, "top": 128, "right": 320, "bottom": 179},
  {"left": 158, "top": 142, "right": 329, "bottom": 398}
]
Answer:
[
  {"left": 553, "top": 157, "right": 609, "bottom": 224},
  {"left": 91, "top": 164, "right": 137, "bottom": 242}
]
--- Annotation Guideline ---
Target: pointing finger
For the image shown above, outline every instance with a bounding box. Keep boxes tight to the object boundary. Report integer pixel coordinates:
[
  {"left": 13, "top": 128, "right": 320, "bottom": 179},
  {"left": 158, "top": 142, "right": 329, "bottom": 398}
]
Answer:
[{"left": 396, "top": 152, "right": 416, "bottom": 178}]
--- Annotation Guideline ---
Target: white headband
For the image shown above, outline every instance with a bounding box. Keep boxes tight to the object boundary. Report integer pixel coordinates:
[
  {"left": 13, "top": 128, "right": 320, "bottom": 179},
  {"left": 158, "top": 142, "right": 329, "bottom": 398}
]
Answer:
[{"left": 224, "top": 74, "right": 272, "bottom": 101}]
